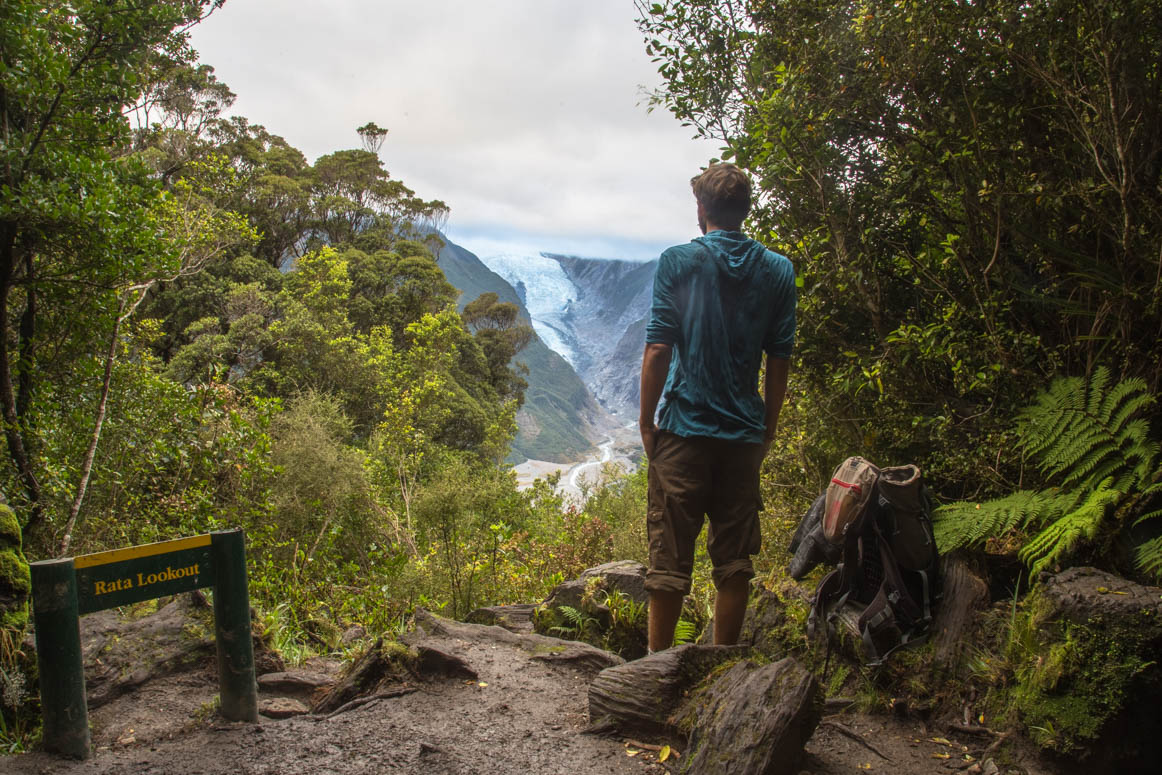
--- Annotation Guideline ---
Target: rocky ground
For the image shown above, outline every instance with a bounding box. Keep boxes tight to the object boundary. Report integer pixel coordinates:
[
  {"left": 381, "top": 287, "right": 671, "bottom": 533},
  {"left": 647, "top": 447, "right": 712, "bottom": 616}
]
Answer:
[{"left": 6, "top": 596, "right": 1059, "bottom": 775}]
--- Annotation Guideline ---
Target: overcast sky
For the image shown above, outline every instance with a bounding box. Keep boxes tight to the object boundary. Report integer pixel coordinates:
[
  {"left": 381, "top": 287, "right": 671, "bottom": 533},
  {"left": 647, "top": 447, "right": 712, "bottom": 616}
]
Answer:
[{"left": 188, "top": 1, "right": 722, "bottom": 261}]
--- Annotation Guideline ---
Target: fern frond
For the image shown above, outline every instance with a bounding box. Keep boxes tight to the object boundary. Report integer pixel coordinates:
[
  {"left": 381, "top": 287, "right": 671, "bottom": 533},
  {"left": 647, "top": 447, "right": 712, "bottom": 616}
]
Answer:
[
  {"left": 933, "top": 490, "right": 1071, "bottom": 553},
  {"left": 1018, "top": 368, "right": 1158, "bottom": 493},
  {"left": 1097, "top": 375, "right": 1150, "bottom": 427},
  {"left": 1057, "top": 439, "right": 1121, "bottom": 489},
  {"left": 673, "top": 618, "right": 698, "bottom": 645},
  {"left": 1132, "top": 508, "right": 1162, "bottom": 527},
  {"left": 1019, "top": 479, "right": 1121, "bottom": 575},
  {"left": 1019, "top": 375, "right": 1084, "bottom": 460},
  {"left": 558, "top": 605, "right": 585, "bottom": 627},
  {"left": 1084, "top": 366, "right": 1113, "bottom": 418},
  {"left": 1134, "top": 535, "right": 1162, "bottom": 581}
]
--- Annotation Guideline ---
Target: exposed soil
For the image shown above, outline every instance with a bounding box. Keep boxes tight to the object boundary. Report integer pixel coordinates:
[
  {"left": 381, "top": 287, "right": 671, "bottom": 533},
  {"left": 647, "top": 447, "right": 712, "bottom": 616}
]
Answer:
[{"left": 7, "top": 600, "right": 1059, "bottom": 775}]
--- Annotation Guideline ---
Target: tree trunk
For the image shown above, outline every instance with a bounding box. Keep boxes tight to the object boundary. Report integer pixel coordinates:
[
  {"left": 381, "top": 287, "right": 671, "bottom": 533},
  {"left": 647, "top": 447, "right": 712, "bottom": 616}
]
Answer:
[
  {"left": 932, "top": 552, "right": 990, "bottom": 675},
  {"left": 0, "top": 226, "right": 42, "bottom": 537},
  {"left": 57, "top": 309, "right": 124, "bottom": 557}
]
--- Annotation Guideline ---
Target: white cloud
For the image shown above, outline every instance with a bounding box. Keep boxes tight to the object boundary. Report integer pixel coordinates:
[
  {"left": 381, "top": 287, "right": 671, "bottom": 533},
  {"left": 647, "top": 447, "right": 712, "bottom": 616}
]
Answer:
[{"left": 188, "top": 0, "right": 720, "bottom": 259}]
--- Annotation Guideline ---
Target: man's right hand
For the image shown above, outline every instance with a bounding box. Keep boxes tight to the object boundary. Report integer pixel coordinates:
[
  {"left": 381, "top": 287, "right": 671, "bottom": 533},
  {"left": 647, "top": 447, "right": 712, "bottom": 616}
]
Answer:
[{"left": 640, "top": 421, "right": 660, "bottom": 460}]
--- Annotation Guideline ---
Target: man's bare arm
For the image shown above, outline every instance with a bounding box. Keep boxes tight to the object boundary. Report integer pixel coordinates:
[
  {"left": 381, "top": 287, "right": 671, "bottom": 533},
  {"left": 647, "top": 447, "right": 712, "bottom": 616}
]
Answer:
[
  {"left": 639, "top": 342, "right": 673, "bottom": 459},
  {"left": 763, "top": 356, "right": 790, "bottom": 455}
]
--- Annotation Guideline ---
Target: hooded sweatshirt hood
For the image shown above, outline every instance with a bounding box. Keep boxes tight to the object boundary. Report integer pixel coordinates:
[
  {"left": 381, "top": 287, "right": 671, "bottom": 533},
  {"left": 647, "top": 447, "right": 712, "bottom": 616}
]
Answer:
[{"left": 694, "top": 230, "right": 771, "bottom": 284}]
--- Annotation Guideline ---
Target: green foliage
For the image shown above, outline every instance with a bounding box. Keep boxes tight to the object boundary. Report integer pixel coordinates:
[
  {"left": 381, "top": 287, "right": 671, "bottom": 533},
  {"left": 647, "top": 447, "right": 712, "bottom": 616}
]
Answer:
[
  {"left": 0, "top": 621, "right": 37, "bottom": 755},
  {"left": 546, "top": 605, "right": 600, "bottom": 641},
  {"left": 0, "top": 0, "right": 235, "bottom": 535},
  {"left": 935, "top": 368, "right": 1162, "bottom": 577},
  {"left": 0, "top": 503, "right": 30, "bottom": 633},
  {"left": 673, "top": 618, "right": 698, "bottom": 646},
  {"left": 935, "top": 491, "right": 1075, "bottom": 556},
  {"left": 1023, "top": 368, "right": 1160, "bottom": 494}
]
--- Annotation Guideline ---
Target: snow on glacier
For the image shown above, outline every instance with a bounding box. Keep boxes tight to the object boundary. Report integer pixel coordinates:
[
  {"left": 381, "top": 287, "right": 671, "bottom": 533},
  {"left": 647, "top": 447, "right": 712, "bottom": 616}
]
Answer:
[{"left": 478, "top": 252, "right": 581, "bottom": 366}]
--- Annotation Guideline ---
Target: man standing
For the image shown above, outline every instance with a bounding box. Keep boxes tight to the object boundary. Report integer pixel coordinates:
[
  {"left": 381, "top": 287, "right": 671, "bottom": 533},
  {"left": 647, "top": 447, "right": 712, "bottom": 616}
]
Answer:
[{"left": 639, "top": 162, "right": 796, "bottom": 651}]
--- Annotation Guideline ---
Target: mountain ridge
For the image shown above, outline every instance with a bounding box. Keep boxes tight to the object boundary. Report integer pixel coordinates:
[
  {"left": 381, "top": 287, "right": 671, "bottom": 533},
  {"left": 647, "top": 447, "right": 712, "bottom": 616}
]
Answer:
[
  {"left": 437, "top": 239, "right": 609, "bottom": 463},
  {"left": 544, "top": 253, "right": 657, "bottom": 418}
]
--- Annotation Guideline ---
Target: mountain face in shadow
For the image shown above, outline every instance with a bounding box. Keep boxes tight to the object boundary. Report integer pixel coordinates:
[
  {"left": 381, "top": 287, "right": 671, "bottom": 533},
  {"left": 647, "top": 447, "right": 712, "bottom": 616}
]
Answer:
[
  {"left": 546, "top": 254, "right": 656, "bottom": 419},
  {"left": 438, "top": 239, "right": 611, "bottom": 463}
]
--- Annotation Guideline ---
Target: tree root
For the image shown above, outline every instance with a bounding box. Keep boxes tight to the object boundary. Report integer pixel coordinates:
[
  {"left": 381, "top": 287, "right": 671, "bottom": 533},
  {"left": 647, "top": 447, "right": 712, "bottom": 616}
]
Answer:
[{"left": 819, "top": 719, "right": 893, "bottom": 762}]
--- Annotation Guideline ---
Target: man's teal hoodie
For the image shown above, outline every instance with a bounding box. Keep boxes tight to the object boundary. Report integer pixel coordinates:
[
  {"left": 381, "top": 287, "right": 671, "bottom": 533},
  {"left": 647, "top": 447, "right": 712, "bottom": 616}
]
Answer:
[{"left": 645, "top": 229, "right": 797, "bottom": 444}]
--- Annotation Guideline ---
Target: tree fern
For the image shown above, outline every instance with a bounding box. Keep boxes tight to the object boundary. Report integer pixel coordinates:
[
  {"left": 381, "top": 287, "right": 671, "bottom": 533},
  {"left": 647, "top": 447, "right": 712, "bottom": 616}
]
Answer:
[
  {"left": 1018, "top": 479, "right": 1121, "bottom": 575},
  {"left": 934, "top": 490, "right": 1075, "bottom": 553},
  {"left": 1018, "top": 367, "right": 1157, "bottom": 493},
  {"left": 934, "top": 367, "right": 1162, "bottom": 578}
]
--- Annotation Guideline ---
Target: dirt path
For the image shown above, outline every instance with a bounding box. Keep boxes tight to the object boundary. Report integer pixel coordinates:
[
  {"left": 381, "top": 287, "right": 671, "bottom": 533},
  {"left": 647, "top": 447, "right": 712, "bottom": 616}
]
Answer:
[{"left": 6, "top": 605, "right": 1058, "bottom": 775}]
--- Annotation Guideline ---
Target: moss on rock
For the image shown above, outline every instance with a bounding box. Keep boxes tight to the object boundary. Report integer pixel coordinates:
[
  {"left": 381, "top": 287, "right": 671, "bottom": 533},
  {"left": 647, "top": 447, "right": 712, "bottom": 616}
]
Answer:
[
  {"left": 1011, "top": 581, "right": 1162, "bottom": 762},
  {"left": 0, "top": 502, "right": 20, "bottom": 546},
  {"left": 0, "top": 503, "right": 30, "bottom": 631}
]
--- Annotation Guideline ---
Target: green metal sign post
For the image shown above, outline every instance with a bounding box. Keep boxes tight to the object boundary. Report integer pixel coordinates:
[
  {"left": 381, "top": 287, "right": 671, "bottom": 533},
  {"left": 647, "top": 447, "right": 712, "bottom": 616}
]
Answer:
[{"left": 30, "top": 529, "right": 258, "bottom": 759}]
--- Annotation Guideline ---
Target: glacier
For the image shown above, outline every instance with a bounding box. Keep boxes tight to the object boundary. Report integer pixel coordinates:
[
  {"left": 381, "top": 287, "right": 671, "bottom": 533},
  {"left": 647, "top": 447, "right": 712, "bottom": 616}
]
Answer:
[
  {"left": 478, "top": 252, "right": 582, "bottom": 367},
  {"left": 477, "top": 249, "right": 657, "bottom": 419}
]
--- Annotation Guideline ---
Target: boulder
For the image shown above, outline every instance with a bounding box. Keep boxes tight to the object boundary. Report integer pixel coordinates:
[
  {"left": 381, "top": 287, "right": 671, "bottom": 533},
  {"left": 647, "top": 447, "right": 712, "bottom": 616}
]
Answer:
[
  {"left": 675, "top": 658, "right": 822, "bottom": 775},
  {"left": 77, "top": 591, "right": 282, "bottom": 710},
  {"left": 81, "top": 594, "right": 218, "bottom": 709},
  {"left": 538, "top": 561, "right": 650, "bottom": 658},
  {"left": 408, "top": 608, "right": 623, "bottom": 674},
  {"left": 543, "top": 560, "right": 647, "bottom": 613},
  {"left": 737, "top": 583, "right": 803, "bottom": 659},
  {"left": 1040, "top": 566, "right": 1162, "bottom": 642},
  {"left": 587, "top": 644, "right": 745, "bottom": 735},
  {"left": 1013, "top": 567, "right": 1162, "bottom": 773}
]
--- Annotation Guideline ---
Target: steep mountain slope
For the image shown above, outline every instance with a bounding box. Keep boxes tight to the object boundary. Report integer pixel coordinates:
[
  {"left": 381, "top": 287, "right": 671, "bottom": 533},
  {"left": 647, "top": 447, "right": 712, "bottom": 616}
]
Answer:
[
  {"left": 437, "top": 240, "right": 606, "bottom": 462},
  {"left": 547, "top": 255, "right": 657, "bottom": 418}
]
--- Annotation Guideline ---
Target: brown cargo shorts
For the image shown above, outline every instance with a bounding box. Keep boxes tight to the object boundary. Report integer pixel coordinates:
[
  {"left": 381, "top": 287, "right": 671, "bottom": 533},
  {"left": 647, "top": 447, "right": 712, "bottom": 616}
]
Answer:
[{"left": 644, "top": 431, "right": 765, "bottom": 595}]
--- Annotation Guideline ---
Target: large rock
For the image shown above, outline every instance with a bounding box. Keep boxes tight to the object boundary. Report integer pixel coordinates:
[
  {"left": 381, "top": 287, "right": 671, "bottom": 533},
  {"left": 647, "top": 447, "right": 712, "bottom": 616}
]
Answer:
[
  {"left": 737, "top": 583, "right": 802, "bottom": 659},
  {"left": 1041, "top": 566, "right": 1162, "bottom": 640},
  {"left": 538, "top": 561, "right": 650, "bottom": 659},
  {"left": 675, "top": 658, "right": 822, "bottom": 775},
  {"left": 407, "top": 608, "right": 623, "bottom": 674},
  {"left": 1014, "top": 567, "right": 1162, "bottom": 773},
  {"left": 543, "top": 560, "right": 647, "bottom": 612},
  {"left": 587, "top": 644, "right": 745, "bottom": 735}
]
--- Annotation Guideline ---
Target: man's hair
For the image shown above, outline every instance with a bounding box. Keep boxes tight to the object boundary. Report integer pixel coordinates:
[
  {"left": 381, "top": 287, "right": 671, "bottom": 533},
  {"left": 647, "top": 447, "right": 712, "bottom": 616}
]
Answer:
[{"left": 691, "top": 162, "right": 751, "bottom": 230}]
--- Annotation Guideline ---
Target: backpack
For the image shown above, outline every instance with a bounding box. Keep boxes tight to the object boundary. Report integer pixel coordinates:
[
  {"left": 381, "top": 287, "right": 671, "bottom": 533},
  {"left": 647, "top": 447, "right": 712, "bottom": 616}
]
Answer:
[{"left": 788, "top": 456, "right": 941, "bottom": 666}]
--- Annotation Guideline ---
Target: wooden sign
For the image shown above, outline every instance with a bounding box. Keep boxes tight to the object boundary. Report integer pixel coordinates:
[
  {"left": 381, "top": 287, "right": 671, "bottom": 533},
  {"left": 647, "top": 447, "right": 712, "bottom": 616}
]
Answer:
[
  {"left": 31, "top": 529, "right": 257, "bottom": 759},
  {"left": 74, "top": 534, "right": 214, "bottom": 614}
]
